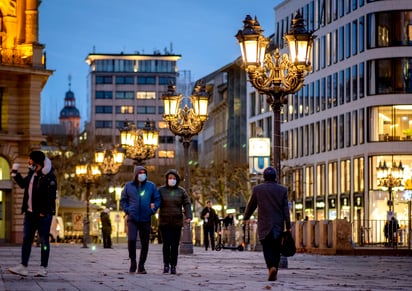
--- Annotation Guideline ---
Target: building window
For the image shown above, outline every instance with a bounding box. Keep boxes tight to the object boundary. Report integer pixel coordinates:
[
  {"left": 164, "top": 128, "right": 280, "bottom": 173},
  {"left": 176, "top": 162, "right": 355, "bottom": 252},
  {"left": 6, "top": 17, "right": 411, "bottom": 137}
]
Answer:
[
  {"left": 95, "top": 91, "right": 113, "bottom": 99},
  {"left": 352, "top": 110, "right": 358, "bottom": 146},
  {"left": 353, "top": 156, "right": 364, "bottom": 193},
  {"left": 250, "top": 92, "right": 256, "bottom": 117},
  {"left": 352, "top": 20, "right": 358, "bottom": 56},
  {"left": 328, "top": 161, "right": 338, "bottom": 195},
  {"left": 306, "top": 166, "right": 314, "bottom": 197},
  {"left": 352, "top": 65, "right": 358, "bottom": 101},
  {"left": 327, "top": 118, "right": 332, "bottom": 151},
  {"left": 340, "top": 159, "right": 351, "bottom": 194},
  {"left": 346, "top": 112, "right": 351, "bottom": 147},
  {"left": 346, "top": 23, "right": 351, "bottom": 58},
  {"left": 95, "top": 120, "right": 112, "bottom": 128},
  {"left": 158, "top": 150, "right": 175, "bottom": 159},
  {"left": 115, "top": 91, "right": 134, "bottom": 99},
  {"left": 359, "top": 62, "right": 365, "bottom": 98},
  {"left": 339, "top": 26, "right": 344, "bottom": 61},
  {"left": 333, "top": 116, "right": 338, "bottom": 149},
  {"left": 115, "top": 106, "right": 133, "bottom": 114},
  {"left": 95, "top": 76, "right": 112, "bottom": 84},
  {"left": 316, "top": 164, "right": 326, "bottom": 196},
  {"left": 346, "top": 68, "right": 351, "bottom": 103},
  {"left": 359, "top": 108, "right": 365, "bottom": 144},
  {"left": 339, "top": 70, "right": 344, "bottom": 105},
  {"left": 137, "top": 106, "right": 156, "bottom": 114},
  {"left": 359, "top": 16, "right": 365, "bottom": 52},
  {"left": 115, "top": 76, "right": 134, "bottom": 84},
  {"left": 137, "top": 76, "right": 156, "bottom": 84},
  {"left": 369, "top": 105, "right": 412, "bottom": 142},
  {"left": 159, "top": 136, "right": 175, "bottom": 144},
  {"left": 136, "top": 91, "right": 156, "bottom": 100},
  {"left": 95, "top": 106, "right": 112, "bottom": 114},
  {"left": 368, "top": 58, "right": 412, "bottom": 95},
  {"left": 159, "top": 77, "right": 176, "bottom": 85},
  {"left": 339, "top": 114, "right": 344, "bottom": 148}
]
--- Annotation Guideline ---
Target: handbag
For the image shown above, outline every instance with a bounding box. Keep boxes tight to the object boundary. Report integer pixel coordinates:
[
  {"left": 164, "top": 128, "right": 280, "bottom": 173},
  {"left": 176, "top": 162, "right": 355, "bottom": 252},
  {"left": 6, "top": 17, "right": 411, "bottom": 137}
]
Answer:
[{"left": 280, "top": 230, "right": 296, "bottom": 257}]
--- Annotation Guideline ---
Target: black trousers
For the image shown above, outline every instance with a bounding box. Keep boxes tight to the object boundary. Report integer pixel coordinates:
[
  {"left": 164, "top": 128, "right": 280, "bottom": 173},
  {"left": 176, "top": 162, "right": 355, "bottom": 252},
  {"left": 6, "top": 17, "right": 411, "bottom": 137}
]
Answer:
[{"left": 159, "top": 225, "right": 182, "bottom": 266}]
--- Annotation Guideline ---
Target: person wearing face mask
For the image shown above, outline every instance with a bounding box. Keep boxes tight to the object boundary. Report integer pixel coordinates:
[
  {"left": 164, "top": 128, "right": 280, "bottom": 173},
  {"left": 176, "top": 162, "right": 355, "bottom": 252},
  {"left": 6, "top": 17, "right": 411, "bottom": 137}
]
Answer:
[
  {"left": 120, "top": 165, "right": 161, "bottom": 274},
  {"left": 157, "top": 169, "right": 192, "bottom": 275},
  {"left": 8, "top": 150, "right": 57, "bottom": 277}
]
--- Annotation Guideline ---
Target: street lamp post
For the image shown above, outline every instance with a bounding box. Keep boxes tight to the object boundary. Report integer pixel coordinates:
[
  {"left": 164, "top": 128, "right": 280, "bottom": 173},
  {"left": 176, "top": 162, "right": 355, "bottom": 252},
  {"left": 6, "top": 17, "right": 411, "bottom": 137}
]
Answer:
[
  {"left": 75, "top": 162, "right": 101, "bottom": 248},
  {"left": 120, "top": 120, "right": 159, "bottom": 164},
  {"left": 162, "top": 82, "right": 210, "bottom": 254},
  {"left": 236, "top": 12, "right": 315, "bottom": 267},
  {"left": 376, "top": 160, "right": 404, "bottom": 215}
]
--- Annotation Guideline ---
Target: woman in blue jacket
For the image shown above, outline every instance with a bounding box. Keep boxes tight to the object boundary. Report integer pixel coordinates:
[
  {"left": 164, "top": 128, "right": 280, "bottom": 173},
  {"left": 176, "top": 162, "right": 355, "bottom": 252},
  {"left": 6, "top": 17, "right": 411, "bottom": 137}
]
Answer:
[{"left": 120, "top": 165, "right": 160, "bottom": 274}]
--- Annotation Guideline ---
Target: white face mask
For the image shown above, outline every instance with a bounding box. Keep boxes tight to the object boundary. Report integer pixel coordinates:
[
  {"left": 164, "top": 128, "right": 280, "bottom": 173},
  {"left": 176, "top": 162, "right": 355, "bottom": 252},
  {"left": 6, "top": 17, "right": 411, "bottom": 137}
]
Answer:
[
  {"left": 168, "top": 179, "right": 177, "bottom": 187},
  {"left": 28, "top": 164, "right": 36, "bottom": 171},
  {"left": 137, "top": 173, "right": 146, "bottom": 182}
]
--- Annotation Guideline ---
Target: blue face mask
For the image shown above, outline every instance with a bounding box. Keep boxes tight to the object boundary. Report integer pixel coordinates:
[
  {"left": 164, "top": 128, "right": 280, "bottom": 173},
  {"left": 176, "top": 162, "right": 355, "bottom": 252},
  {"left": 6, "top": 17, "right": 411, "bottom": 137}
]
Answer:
[{"left": 138, "top": 173, "right": 146, "bottom": 182}]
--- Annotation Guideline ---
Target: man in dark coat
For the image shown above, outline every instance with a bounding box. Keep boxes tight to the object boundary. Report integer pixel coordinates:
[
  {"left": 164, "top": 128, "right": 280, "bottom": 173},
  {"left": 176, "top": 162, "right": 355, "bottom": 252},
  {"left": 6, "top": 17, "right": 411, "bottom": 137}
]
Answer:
[
  {"left": 100, "top": 208, "right": 112, "bottom": 248},
  {"left": 200, "top": 200, "right": 219, "bottom": 251},
  {"left": 244, "top": 166, "right": 291, "bottom": 281}
]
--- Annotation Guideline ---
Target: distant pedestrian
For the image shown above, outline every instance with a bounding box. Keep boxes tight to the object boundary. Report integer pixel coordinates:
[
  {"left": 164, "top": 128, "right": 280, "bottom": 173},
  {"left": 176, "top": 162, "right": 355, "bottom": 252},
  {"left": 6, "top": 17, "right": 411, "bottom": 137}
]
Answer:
[
  {"left": 120, "top": 165, "right": 160, "bottom": 274},
  {"left": 388, "top": 217, "right": 399, "bottom": 246},
  {"left": 8, "top": 150, "right": 57, "bottom": 277},
  {"left": 158, "top": 169, "right": 192, "bottom": 274},
  {"left": 243, "top": 166, "right": 291, "bottom": 281},
  {"left": 200, "top": 200, "right": 219, "bottom": 251},
  {"left": 100, "top": 208, "right": 112, "bottom": 248},
  {"left": 223, "top": 214, "right": 234, "bottom": 228}
]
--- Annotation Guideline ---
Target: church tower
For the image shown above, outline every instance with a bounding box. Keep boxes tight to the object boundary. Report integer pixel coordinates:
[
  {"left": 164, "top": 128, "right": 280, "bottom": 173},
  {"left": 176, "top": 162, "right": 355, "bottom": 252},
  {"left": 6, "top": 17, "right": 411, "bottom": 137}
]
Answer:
[{"left": 59, "top": 75, "right": 80, "bottom": 137}]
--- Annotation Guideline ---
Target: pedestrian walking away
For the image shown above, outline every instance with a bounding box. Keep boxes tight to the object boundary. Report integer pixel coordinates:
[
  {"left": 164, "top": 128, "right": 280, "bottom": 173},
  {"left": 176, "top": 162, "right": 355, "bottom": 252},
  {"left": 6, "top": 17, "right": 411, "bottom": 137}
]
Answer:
[
  {"left": 8, "top": 150, "right": 57, "bottom": 278},
  {"left": 243, "top": 166, "right": 291, "bottom": 282},
  {"left": 120, "top": 165, "right": 160, "bottom": 274},
  {"left": 158, "top": 169, "right": 192, "bottom": 274},
  {"left": 100, "top": 208, "right": 113, "bottom": 248},
  {"left": 200, "top": 200, "right": 219, "bottom": 251}
]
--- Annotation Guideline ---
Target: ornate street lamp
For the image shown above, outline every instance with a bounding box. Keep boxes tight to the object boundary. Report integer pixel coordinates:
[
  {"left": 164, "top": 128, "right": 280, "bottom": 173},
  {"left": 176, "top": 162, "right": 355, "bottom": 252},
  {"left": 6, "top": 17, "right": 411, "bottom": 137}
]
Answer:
[
  {"left": 75, "top": 161, "right": 101, "bottom": 248},
  {"left": 236, "top": 11, "right": 315, "bottom": 268},
  {"left": 120, "top": 120, "right": 159, "bottom": 164},
  {"left": 162, "top": 82, "right": 210, "bottom": 254},
  {"left": 236, "top": 11, "right": 315, "bottom": 172},
  {"left": 94, "top": 144, "right": 125, "bottom": 175},
  {"left": 377, "top": 160, "right": 404, "bottom": 214}
]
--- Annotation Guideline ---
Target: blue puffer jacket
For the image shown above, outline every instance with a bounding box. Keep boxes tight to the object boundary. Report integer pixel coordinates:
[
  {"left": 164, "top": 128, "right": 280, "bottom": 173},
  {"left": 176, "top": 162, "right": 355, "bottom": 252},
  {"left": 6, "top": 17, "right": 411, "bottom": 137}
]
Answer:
[{"left": 120, "top": 166, "right": 160, "bottom": 222}]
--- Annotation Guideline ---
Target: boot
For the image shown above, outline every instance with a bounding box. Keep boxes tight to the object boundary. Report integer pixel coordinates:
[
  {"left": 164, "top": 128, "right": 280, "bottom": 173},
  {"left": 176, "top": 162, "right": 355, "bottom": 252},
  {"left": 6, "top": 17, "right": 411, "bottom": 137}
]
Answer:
[
  {"left": 129, "top": 260, "right": 137, "bottom": 273},
  {"left": 128, "top": 240, "right": 137, "bottom": 273},
  {"left": 163, "top": 264, "right": 169, "bottom": 273},
  {"left": 170, "top": 265, "right": 176, "bottom": 275},
  {"left": 137, "top": 264, "right": 147, "bottom": 274}
]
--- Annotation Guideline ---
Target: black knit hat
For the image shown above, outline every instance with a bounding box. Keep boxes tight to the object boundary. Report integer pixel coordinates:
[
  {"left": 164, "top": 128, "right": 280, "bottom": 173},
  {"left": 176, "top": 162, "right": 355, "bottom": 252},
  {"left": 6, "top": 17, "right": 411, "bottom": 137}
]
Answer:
[{"left": 29, "top": 150, "right": 45, "bottom": 167}]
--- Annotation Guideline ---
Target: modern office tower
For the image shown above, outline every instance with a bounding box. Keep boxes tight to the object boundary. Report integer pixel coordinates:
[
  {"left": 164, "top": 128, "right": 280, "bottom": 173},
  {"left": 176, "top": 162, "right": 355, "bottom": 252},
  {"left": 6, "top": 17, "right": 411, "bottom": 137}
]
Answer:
[
  {"left": 247, "top": 0, "right": 412, "bottom": 243},
  {"left": 85, "top": 51, "right": 182, "bottom": 178},
  {"left": 0, "top": 0, "right": 52, "bottom": 243}
]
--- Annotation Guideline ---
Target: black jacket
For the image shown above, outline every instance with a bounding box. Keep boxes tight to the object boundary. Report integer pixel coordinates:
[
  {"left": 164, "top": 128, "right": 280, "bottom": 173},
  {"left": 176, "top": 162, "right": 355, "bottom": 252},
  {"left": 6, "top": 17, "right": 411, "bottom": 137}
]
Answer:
[{"left": 13, "top": 157, "right": 57, "bottom": 215}]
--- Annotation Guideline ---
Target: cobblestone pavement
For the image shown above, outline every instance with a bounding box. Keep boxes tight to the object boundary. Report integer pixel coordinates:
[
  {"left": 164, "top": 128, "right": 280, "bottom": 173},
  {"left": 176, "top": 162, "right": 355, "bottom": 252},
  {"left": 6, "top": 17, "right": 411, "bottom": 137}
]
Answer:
[{"left": 0, "top": 243, "right": 411, "bottom": 291}]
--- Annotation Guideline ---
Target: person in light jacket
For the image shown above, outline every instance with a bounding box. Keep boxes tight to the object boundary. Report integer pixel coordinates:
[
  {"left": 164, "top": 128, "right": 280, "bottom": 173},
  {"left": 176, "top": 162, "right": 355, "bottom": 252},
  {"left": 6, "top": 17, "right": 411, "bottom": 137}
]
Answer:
[
  {"left": 120, "top": 165, "right": 160, "bottom": 274},
  {"left": 158, "top": 169, "right": 192, "bottom": 274},
  {"left": 243, "top": 166, "right": 291, "bottom": 282}
]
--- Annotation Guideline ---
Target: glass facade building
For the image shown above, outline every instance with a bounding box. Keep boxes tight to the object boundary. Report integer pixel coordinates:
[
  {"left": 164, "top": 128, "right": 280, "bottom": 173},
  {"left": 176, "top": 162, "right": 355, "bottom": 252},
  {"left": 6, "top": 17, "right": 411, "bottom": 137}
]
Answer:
[{"left": 247, "top": 0, "right": 412, "bottom": 243}]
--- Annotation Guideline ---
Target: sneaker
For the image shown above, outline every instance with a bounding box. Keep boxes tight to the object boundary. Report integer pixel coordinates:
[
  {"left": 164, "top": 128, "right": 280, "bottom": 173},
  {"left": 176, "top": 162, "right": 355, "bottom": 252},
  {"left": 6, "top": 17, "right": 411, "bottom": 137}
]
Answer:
[
  {"left": 35, "top": 267, "right": 48, "bottom": 277},
  {"left": 268, "top": 267, "right": 277, "bottom": 281},
  {"left": 8, "top": 264, "right": 28, "bottom": 277}
]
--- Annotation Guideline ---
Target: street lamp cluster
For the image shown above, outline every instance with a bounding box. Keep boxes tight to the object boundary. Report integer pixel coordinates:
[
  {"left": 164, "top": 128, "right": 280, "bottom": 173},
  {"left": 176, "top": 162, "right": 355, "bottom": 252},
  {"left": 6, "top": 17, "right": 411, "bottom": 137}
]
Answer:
[
  {"left": 75, "top": 146, "right": 125, "bottom": 248},
  {"left": 162, "top": 82, "right": 210, "bottom": 254},
  {"left": 119, "top": 120, "right": 159, "bottom": 163},
  {"left": 236, "top": 11, "right": 315, "bottom": 172},
  {"left": 376, "top": 160, "right": 404, "bottom": 214}
]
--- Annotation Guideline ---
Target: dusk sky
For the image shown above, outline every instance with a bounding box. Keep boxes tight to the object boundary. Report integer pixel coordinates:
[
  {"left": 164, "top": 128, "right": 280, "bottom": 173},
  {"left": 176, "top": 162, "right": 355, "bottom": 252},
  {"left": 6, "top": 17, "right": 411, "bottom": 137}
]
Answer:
[{"left": 39, "top": 0, "right": 282, "bottom": 128}]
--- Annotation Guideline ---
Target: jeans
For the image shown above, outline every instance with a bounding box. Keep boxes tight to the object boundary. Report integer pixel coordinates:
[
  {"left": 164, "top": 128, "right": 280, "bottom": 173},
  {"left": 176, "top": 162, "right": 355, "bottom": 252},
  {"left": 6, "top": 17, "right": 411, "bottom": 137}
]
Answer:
[
  {"left": 159, "top": 225, "right": 182, "bottom": 266},
  {"left": 22, "top": 212, "right": 53, "bottom": 267},
  {"left": 127, "top": 221, "right": 151, "bottom": 266},
  {"left": 203, "top": 225, "right": 215, "bottom": 250},
  {"left": 260, "top": 231, "right": 282, "bottom": 269}
]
